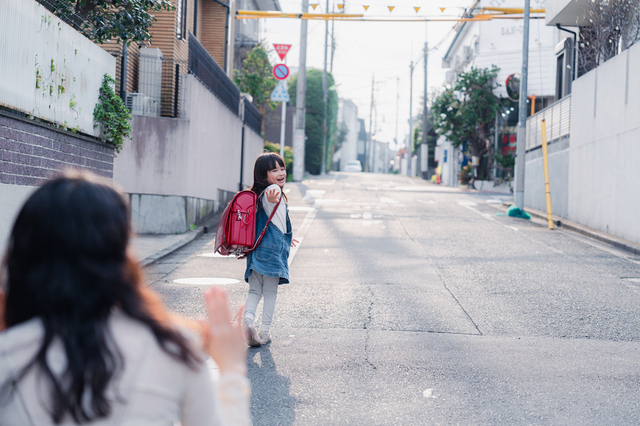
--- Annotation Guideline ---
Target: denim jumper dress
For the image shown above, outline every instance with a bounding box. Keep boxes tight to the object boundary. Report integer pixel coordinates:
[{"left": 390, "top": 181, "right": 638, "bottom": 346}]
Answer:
[{"left": 244, "top": 195, "right": 293, "bottom": 284}]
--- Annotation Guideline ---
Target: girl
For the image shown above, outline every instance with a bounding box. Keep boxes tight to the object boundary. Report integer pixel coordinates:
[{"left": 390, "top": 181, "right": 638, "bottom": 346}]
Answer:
[
  {"left": 0, "top": 170, "right": 250, "bottom": 425},
  {"left": 243, "top": 153, "right": 297, "bottom": 347}
]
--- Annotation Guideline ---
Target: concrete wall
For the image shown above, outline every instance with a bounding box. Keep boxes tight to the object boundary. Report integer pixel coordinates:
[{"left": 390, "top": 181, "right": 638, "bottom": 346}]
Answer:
[
  {"left": 567, "top": 43, "right": 640, "bottom": 244},
  {"left": 0, "top": 0, "right": 116, "bottom": 136},
  {"left": 113, "top": 74, "right": 263, "bottom": 234},
  {"left": 524, "top": 137, "right": 570, "bottom": 218}
]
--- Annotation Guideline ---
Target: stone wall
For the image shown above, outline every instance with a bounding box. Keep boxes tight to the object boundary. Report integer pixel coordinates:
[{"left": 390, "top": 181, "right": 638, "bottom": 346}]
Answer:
[{"left": 0, "top": 110, "right": 115, "bottom": 249}]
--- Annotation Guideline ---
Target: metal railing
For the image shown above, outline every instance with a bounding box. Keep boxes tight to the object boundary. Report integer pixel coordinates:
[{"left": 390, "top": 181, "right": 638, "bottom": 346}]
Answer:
[
  {"left": 525, "top": 94, "right": 571, "bottom": 151},
  {"left": 188, "top": 33, "right": 240, "bottom": 115},
  {"left": 244, "top": 102, "right": 262, "bottom": 135}
]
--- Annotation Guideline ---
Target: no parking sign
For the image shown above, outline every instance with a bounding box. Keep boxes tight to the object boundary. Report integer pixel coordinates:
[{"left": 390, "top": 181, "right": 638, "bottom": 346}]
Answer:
[{"left": 273, "top": 63, "right": 289, "bottom": 80}]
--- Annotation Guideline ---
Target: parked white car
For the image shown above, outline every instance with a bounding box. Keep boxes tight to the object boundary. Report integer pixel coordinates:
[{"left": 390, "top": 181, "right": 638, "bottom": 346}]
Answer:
[{"left": 344, "top": 160, "right": 362, "bottom": 172}]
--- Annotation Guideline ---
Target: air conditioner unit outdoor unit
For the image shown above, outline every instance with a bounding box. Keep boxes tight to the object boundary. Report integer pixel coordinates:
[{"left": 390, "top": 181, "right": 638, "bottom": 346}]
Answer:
[
  {"left": 125, "top": 93, "right": 149, "bottom": 116},
  {"left": 138, "top": 48, "right": 163, "bottom": 117}
]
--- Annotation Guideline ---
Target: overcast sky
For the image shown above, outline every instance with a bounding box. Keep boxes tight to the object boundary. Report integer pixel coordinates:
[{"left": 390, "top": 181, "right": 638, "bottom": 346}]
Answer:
[{"left": 257, "top": 0, "right": 474, "bottom": 149}]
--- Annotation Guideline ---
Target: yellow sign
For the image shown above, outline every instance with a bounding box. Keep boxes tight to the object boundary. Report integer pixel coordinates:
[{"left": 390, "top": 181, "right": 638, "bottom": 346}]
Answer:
[
  {"left": 311, "top": 4, "right": 318, "bottom": 9},
  {"left": 388, "top": 6, "right": 394, "bottom": 11},
  {"left": 338, "top": 4, "right": 344, "bottom": 9},
  {"left": 439, "top": 7, "right": 446, "bottom": 12},
  {"left": 363, "top": 5, "right": 369, "bottom": 10},
  {"left": 414, "top": 6, "right": 420, "bottom": 12}
]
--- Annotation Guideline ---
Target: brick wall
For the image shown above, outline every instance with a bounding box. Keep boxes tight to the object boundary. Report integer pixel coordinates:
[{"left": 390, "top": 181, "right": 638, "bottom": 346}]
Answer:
[{"left": 0, "top": 111, "right": 115, "bottom": 186}]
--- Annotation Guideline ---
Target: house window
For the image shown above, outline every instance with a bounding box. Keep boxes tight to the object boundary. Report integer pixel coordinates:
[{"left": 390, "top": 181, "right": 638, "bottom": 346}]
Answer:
[{"left": 176, "top": 0, "right": 188, "bottom": 40}]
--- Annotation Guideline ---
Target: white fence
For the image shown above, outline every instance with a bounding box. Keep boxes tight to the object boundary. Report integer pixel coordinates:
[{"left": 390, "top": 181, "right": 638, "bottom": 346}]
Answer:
[
  {"left": 525, "top": 94, "right": 571, "bottom": 151},
  {"left": 0, "top": 0, "right": 115, "bottom": 136}
]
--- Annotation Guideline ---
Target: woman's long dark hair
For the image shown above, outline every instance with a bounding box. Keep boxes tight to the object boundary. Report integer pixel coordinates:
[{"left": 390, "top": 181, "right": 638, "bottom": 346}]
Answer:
[
  {"left": 1, "top": 170, "right": 200, "bottom": 423},
  {"left": 250, "top": 152, "right": 288, "bottom": 202}
]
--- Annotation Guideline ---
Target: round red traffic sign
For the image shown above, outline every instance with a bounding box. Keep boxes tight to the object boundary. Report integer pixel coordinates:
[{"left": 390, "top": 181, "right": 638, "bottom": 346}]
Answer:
[{"left": 273, "top": 64, "right": 289, "bottom": 80}]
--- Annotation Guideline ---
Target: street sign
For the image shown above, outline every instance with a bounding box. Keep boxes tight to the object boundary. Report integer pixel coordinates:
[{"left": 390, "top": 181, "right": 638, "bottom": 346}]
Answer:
[
  {"left": 273, "top": 44, "right": 292, "bottom": 61},
  {"left": 270, "top": 81, "right": 290, "bottom": 102},
  {"left": 273, "top": 63, "right": 289, "bottom": 80}
]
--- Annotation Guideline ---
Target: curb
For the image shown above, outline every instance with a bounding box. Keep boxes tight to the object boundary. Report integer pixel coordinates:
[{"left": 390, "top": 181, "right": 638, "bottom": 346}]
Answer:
[
  {"left": 502, "top": 202, "right": 640, "bottom": 256},
  {"left": 140, "top": 213, "right": 223, "bottom": 267}
]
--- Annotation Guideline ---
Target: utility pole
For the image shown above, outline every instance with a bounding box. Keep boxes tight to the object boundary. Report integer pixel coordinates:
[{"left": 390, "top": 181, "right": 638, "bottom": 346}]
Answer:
[
  {"left": 321, "top": 0, "right": 330, "bottom": 175},
  {"left": 514, "top": 0, "right": 531, "bottom": 208},
  {"left": 408, "top": 60, "right": 415, "bottom": 177},
  {"left": 421, "top": 42, "right": 429, "bottom": 178},
  {"left": 366, "top": 74, "right": 374, "bottom": 173},
  {"left": 293, "top": 0, "right": 309, "bottom": 181},
  {"left": 330, "top": 3, "right": 336, "bottom": 74}
]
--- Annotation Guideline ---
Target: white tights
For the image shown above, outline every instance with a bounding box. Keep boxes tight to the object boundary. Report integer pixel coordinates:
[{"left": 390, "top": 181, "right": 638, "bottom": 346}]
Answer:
[{"left": 244, "top": 271, "right": 279, "bottom": 332}]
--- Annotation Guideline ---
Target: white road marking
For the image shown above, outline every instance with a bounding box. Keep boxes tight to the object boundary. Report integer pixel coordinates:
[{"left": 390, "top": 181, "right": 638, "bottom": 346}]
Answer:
[
  {"left": 423, "top": 388, "right": 435, "bottom": 398},
  {"left": 198, "top": 252, "right": 235, "bottom": 258},
  {"left": 173, "top": 277, "right": 239, "bottom": 285},
  {"left": 486, "top": 199, "right": 503, "bottom": 204},
  {"left": 417, "top": 199, "right": 436, "bottom": 204},
  {"left": 289, "top": 206, "right": 315, "bottom": 212},
  {"left": 379, "top": 196, "right": 399, "bottom": 204},
  {"left": 457, "top": 200, "right": 478, "bottom": 206},
  {"left": 288, "top": 200, "right": 320, "bottom": 266}
]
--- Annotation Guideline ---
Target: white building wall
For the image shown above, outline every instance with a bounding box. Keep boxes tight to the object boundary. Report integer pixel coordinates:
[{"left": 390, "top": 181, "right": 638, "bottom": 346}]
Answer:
[
  {"left": 444, "top": 0, "right": 559, "bottom": 99},
  {"left": 334, "top": 99, "right": 360, "bottom": 170}
]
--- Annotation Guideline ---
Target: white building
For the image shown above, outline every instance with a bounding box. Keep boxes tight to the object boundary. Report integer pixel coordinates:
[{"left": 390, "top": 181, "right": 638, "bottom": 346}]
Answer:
[
  {"left": 333, "top": 99, "right": 361, "bottom": 171},
  {"left": 436, "top": 0, "right": 565, "bottom": 185}
]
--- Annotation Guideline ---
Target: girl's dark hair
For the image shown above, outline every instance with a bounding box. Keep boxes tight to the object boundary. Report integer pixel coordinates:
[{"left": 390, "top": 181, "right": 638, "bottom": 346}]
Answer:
[
  {"left": 250, "top": 152, "right": 288, "bottom": 202},
  {"left": 1, "top": 170, "right": 200, "bottom": 423}
]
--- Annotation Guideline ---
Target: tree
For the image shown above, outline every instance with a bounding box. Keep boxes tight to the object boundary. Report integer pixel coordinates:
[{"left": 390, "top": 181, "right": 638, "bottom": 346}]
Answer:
[
  {"left": 579, "top": 0, "right": 640, "bottom": 74},
  {"left": 37, "top": 0, "right": 173, "bottom": 44},
  {"left": 288, "top": 69, "right": 338, "bottom": 175},
  {"left": 432, "top": 66, "right": 501, "bottom": 177},
  {"left": 234, "top": 45, "right": 277, "bottom": 134}
]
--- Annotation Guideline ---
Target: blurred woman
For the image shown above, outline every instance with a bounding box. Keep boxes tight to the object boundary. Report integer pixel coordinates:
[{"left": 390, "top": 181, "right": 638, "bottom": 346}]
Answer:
[{"left": 0, "top": 170, "right": 250, "bottom": 425}]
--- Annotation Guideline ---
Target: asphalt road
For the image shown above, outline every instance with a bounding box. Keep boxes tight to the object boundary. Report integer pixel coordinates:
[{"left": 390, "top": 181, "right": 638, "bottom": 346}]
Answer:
[{"left": 146, "top": 172, "right": 640, "bottom": 425}]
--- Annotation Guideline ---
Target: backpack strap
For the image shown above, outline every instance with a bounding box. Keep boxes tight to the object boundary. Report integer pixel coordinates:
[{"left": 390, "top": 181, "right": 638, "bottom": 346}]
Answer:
[{"left": 249, "top": 192, "right": 282, "bottom": 252}]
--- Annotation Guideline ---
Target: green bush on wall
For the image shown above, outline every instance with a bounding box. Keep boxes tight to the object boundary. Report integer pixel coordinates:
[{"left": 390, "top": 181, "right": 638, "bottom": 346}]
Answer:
[{"left": 93, "top": 74, "right": 132, "bottom": 153}]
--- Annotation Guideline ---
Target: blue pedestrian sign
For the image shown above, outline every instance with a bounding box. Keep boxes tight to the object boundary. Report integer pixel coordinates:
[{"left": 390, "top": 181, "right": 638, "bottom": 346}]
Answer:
[{"left": 270, "top": 81, "right": 290, "bottom": 102}]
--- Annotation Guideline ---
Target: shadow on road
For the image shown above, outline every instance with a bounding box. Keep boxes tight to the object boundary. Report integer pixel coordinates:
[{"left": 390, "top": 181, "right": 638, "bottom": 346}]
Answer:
[{"left": 248, "top": 346, "right": 296, "bottom": 425}]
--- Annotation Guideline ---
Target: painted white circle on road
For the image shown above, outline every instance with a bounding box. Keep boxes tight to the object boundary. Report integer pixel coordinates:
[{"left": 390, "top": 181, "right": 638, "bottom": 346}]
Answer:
[
  {"left": 198, "top": 252, "right": 234, "bottom": 258},
  {"left": 173, "top": 277, "right": 240, "bottom": 285}
]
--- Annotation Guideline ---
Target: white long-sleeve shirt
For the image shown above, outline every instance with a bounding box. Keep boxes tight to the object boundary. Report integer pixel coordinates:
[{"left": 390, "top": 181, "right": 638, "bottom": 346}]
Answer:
[
  {"left": 262, "top": 184, "right": 287, "bottom": 234},
  {"left": 0, "top": 311, "right": 251, "bottom": 426}
]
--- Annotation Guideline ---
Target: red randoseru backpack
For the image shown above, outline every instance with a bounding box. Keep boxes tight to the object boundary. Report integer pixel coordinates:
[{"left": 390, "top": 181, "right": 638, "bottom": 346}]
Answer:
[{"left": 214, "top": 190, "right": 282, "bottom": 258}]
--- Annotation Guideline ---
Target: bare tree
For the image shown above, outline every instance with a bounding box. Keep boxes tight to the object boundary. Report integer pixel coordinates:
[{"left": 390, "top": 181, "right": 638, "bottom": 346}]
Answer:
[{"left": 579, "top": 0, "right": 640, "bottom": 73}]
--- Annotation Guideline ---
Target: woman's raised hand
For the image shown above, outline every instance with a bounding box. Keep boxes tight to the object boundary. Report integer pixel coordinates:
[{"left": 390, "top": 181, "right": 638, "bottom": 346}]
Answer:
[
  {"left": 201, "top": 287, "right": 247, "bottom": 376},
  {"left": 266, "top": 188, "right": 280, "bottom": 204}
]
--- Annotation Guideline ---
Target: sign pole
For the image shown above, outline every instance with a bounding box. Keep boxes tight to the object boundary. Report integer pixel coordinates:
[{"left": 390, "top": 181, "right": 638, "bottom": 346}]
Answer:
[{"left": 280, "top": 101, "right": 286, "bottom": 159}]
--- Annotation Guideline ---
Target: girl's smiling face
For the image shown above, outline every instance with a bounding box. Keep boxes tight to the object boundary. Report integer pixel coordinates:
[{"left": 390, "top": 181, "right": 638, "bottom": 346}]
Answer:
[{"left": 267, "top": 164, "right": 287, "bottom": 188}]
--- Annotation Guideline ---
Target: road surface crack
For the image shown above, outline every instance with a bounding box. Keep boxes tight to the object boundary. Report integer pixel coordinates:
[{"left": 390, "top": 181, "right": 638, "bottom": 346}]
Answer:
[{"left": 363, "top": 285, "right": 377, "bottom": 370}]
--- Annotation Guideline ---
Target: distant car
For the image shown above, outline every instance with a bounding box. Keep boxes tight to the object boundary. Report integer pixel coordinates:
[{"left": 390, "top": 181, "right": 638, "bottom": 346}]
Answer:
[{"left": 344, "top": 160, "right": 362, "bottom": 172}]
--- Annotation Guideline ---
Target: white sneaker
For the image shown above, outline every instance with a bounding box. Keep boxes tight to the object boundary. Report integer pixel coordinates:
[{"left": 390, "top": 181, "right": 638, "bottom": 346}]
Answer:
[
  {"left": 259, "top": 331, "right": 272, "bottom": 345},
  {"left": 244, "top": 319, "right": 261, "bottom": 347}
]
